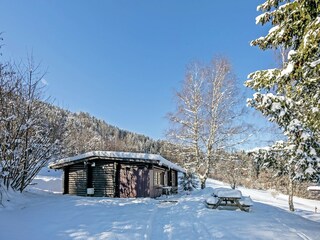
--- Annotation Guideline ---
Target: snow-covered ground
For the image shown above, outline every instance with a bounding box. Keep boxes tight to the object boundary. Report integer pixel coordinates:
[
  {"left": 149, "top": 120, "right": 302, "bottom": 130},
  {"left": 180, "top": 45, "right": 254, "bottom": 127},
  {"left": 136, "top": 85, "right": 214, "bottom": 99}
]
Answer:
[{"left": 0, "top": 171, "right": 320, "bottom": 240}]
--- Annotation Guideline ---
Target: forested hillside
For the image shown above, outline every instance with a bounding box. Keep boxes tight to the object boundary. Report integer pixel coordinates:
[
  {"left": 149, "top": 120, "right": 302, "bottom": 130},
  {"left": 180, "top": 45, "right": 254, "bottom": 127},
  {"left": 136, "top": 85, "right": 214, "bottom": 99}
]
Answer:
[{"left": 53, "top": 107, "right": 173, "bottom": 160}]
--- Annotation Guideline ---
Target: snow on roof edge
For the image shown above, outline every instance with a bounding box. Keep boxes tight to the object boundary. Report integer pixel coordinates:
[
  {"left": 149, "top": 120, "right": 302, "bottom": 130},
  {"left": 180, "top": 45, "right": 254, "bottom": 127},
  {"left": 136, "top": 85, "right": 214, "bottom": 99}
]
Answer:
[{"left": 49, "top": 151, "right": 186, "bottom": 173}]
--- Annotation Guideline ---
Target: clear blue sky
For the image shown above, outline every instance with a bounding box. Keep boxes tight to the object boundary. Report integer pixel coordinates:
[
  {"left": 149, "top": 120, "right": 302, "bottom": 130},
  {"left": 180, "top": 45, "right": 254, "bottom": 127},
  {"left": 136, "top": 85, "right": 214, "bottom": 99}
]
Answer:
[{"left": 0, "top": 0, "right": 277, "bottom": 145}]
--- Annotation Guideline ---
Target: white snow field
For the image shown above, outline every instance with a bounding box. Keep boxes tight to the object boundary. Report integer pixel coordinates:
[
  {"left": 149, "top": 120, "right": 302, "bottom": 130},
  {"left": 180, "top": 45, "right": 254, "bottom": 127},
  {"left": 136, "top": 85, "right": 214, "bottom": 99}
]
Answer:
[{"left": 1, "top": 172, "right": 320, "bottom": 240}]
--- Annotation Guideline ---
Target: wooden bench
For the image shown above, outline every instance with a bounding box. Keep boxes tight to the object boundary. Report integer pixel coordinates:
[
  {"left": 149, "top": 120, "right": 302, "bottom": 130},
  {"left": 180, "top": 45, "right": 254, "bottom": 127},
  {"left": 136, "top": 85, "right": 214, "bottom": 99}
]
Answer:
[{"left": 238, "top": 196, "right": 253, "bottom": 212}]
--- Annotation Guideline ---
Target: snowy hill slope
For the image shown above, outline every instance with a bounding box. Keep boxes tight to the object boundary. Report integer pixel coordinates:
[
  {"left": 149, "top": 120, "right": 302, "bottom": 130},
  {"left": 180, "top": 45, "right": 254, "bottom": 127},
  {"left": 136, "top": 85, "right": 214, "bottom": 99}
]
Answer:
[{"left": 0, "top": 173, "right": 319, "bottom": 240}]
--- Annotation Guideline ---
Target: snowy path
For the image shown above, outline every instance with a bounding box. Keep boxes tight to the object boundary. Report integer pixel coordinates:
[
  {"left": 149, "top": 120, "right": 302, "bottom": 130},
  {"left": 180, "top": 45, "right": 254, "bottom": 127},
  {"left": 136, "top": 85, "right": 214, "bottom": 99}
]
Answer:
[
  {"left": 146, "top": 199, "right": 214, "bottom": 240},
  {"left": 0, "top": 177, "right": 320, "bottom": 239}
]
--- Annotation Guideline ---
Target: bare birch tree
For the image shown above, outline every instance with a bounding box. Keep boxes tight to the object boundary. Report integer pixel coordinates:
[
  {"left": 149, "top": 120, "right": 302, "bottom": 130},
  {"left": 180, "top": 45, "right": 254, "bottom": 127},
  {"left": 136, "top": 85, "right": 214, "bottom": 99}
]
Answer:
[{"left": 167, "top": 57, "right": 248, "bottom": 189}]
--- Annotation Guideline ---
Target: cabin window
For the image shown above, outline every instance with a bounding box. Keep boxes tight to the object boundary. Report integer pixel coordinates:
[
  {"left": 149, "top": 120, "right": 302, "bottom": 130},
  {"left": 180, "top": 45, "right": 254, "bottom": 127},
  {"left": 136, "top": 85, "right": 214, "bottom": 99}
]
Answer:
[
  {"left": 154, "top": 171, "right": 164, "bottom": 186},
  {"left": 160, "top": 172, "right": 164, "bottom": 185}
]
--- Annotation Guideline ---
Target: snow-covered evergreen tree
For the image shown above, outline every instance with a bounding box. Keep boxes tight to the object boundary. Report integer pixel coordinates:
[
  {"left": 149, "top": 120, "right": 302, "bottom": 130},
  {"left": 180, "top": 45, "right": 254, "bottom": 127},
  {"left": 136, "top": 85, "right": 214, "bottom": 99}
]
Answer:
[
  {"left": 179, "top": 172, "right": 199, "bottom": 192},
  {"left": 246, "top": 0, "right": 320, "bottom": 211}
]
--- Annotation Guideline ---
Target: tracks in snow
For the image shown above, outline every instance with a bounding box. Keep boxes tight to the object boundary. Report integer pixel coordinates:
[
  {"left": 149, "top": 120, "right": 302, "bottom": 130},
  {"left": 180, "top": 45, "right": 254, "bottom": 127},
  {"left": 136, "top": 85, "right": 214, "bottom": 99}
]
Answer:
[
  {"left": 144, "top": 200, "right": 216, "bottom": 240},
  {"left": 274, "top": 217, "right": 312, "bottom": 240},
  {"left": 144, "top": 204, "right": 158, "bottom": 240}
]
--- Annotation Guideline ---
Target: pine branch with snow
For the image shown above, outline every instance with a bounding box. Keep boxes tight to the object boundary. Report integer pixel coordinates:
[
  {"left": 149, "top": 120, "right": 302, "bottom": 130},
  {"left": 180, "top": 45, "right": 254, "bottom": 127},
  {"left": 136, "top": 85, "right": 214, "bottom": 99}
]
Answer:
[{"left": 246, "top": 0, "right": 320, "bottom": 211}]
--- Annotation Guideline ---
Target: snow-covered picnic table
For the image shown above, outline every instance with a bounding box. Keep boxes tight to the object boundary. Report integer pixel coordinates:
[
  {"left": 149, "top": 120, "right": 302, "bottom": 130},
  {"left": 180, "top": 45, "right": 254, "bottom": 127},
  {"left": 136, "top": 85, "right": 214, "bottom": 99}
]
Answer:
[{"left": 206, "top": 188, "right": 253, "bottom": 212}]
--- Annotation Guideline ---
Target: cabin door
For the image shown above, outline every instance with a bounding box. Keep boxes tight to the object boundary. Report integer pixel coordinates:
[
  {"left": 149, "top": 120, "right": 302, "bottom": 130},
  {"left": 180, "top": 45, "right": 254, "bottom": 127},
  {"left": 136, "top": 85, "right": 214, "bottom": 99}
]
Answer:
[
  {"left": 119, "top": 165, "right": 149, "bottom": 198},
  {"left": 135, "top": 167, "right": 149, "bottom": 197}
]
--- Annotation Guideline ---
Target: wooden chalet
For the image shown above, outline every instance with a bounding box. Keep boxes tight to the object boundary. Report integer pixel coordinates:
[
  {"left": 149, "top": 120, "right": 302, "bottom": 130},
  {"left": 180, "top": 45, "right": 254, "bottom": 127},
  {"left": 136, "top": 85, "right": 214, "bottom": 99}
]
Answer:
[{"left": 49, "top": 151, "right": 185, "bottom": 198}]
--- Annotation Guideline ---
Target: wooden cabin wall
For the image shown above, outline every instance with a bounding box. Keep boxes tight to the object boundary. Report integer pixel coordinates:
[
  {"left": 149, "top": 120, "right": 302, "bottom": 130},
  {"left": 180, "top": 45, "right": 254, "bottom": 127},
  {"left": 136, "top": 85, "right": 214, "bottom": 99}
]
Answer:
[
  {"left": 63, "top": 158, "right": 181, "bottom": 198},
  {"left": 92, "top": 161, "right": 116, "bottom": 197},
  {"left": 68, "top": 163, "right": 87, "bottom": 196}
]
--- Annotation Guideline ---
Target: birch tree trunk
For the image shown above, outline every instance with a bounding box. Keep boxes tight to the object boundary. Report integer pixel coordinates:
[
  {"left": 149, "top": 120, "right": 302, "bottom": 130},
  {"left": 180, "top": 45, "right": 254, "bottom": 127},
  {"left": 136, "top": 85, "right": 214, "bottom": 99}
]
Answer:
[{"left": 288, "top": 178, "right": 295, "bottom": 212}]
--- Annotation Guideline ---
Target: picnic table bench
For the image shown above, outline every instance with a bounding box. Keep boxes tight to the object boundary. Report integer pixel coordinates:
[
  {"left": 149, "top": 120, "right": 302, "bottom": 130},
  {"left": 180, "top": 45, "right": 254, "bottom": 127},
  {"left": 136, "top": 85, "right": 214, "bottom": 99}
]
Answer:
[
  {"left": 206, "top": 188, "right": 253, "bottom": 212},
  {"left": 162, "top": 186, "right": 172, "bottom": 197}
]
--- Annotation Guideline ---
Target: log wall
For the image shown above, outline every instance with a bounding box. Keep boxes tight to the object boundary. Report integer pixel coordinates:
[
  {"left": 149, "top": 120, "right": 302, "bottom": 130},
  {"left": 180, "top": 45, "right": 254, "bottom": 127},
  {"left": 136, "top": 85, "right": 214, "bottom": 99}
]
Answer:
[
  {"left": 92, "top": 161, "right": 116, "bottom": 197},
  {"left": 64, "top": 158, "right": 180, "bottom": 198},
  {"left": 68, "top": 163, "right": 87, "bottom": 196}
]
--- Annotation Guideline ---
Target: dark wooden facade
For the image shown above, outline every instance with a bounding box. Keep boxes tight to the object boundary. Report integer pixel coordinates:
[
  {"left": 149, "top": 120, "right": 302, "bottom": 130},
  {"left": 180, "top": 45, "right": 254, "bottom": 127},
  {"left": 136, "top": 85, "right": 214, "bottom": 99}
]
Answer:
[{"left": 53, "top": 155, "right": 181, "bottom": 198}]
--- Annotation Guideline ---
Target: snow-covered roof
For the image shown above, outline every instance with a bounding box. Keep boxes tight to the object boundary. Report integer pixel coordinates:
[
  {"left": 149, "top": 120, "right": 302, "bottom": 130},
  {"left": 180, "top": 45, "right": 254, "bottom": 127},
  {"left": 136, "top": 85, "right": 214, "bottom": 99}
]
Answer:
[{"left": 49, "top": 151, "right": 186, "bottom": 173}]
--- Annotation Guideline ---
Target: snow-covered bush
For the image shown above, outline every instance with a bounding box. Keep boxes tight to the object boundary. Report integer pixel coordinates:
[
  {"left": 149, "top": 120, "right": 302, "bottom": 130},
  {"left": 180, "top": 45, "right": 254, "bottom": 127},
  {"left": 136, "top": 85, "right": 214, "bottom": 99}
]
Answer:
[
  {"left": 179, "top": 172, "right": 199, "bottom": 192},
  {"left": 0, "top": 61, "right": 65, "bottom": 193}
]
